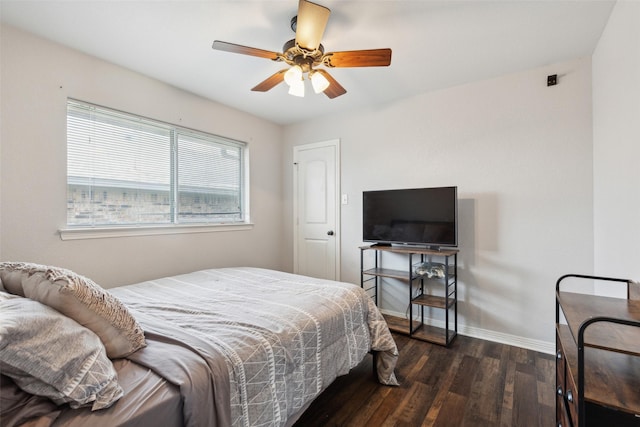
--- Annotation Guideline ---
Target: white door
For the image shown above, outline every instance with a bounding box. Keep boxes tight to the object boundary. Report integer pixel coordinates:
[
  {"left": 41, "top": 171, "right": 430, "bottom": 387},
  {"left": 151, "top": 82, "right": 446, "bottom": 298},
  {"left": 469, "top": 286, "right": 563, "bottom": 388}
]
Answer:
[{"left": 293, "top": 140, "right": 340, "bottom": 280}]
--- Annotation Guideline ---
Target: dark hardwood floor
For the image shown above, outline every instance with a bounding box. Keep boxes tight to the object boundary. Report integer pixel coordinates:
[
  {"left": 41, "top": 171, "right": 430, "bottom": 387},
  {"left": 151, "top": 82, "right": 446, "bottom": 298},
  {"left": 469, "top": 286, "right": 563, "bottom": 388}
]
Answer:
[{"left": 294, "top": 333, "right": 555, "bottom": 427}]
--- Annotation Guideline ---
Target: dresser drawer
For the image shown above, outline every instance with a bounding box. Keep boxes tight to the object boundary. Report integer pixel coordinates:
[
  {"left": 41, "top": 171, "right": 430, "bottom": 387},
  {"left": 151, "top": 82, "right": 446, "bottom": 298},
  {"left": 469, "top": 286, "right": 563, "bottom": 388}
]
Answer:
[
  {"left": 556, "top": 394, "right": 572, "bottom": 427},
  {"left": 564, "top": 365, "right": 579, "bottom": 425}
]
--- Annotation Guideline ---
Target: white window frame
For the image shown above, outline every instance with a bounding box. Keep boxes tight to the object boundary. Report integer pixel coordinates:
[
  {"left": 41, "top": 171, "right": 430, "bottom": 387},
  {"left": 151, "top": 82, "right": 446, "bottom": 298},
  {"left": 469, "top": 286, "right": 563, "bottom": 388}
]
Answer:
[{"left": 60, "top": 99, "right": 252, "bottom": 240}]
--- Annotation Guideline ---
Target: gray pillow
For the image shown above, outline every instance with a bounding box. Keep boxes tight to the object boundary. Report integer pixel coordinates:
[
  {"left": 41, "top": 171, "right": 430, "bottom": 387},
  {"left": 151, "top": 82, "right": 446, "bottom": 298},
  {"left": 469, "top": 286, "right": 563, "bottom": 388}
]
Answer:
[
  {"left": 0, "top": 292, "right": 123, "bottom": 410},
  {"left": 0, "top": 262, "right": 145, "bottom": 358}
]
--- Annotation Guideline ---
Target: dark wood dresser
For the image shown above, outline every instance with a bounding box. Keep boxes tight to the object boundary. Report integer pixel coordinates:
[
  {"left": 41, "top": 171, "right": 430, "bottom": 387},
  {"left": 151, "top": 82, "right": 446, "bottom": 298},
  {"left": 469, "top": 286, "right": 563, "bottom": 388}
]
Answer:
[{"left": 555, "top": 274, "right": 640, "bottom": 427}]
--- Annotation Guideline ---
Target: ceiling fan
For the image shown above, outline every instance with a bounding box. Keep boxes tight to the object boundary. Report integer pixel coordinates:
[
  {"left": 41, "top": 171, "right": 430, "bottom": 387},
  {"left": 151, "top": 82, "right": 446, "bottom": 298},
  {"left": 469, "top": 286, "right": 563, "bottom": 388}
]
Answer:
[{"left": 212, "top": 0, "right": 392, "bottom": 99}]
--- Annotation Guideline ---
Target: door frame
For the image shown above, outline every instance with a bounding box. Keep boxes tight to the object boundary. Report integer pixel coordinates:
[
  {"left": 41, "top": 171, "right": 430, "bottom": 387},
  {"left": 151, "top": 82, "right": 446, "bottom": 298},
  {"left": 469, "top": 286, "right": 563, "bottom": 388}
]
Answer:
[{"left": 293, "top": 139, "right": 341, "bottom": 281}]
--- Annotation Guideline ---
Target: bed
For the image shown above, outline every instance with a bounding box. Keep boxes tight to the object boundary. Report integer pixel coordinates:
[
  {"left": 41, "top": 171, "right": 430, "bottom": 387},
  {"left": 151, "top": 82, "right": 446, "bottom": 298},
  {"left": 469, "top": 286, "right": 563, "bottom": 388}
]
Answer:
[{"left": 0, "top": 263, "right": 398, "bottom": 427}]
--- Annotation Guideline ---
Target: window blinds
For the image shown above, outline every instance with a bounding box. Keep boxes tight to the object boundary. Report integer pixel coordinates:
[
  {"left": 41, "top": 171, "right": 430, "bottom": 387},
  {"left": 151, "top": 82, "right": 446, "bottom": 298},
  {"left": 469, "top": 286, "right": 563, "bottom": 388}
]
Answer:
[{"left": 67, "top": 99, "right": 245, "bottom": 227}]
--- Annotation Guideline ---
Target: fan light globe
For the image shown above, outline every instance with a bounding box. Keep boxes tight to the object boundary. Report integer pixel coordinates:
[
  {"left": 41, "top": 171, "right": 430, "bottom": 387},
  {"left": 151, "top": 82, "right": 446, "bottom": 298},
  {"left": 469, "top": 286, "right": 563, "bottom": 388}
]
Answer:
[
  {"left": 311, "top": 71, "right": 330, "bottom": 94},
  {"left": 284, "top": 65, "right": 303, "bottom": 86},
  {"left": 288, "top": 79, "right": 305, "bottom": 97}
]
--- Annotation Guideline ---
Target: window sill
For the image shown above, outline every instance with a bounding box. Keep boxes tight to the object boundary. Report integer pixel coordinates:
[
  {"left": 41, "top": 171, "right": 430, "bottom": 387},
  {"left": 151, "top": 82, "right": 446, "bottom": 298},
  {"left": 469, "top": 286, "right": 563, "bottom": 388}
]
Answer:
[{"left": 59, "top": 223, "right": 254, "bottom": 241}]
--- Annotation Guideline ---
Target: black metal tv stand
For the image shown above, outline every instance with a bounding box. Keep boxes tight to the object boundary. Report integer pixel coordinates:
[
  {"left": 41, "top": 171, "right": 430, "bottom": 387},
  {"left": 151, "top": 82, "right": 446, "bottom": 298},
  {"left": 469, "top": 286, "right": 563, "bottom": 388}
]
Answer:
[{"left": 360, "top": 244, "right": 458, "bottom": 346}]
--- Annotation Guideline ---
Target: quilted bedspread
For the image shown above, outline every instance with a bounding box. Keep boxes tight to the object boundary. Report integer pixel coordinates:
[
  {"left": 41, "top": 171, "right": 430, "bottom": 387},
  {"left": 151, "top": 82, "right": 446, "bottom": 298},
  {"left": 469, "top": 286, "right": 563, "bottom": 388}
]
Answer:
[{"left": 111, "top": 267, "right": 398, "bottom": 427}]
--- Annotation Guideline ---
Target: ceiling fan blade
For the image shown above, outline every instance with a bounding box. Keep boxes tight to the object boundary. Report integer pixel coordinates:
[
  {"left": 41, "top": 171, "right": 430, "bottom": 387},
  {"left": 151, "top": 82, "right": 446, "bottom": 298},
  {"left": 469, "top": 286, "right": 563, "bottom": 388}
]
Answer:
[
  {"left": 212, "top": 41, "right": 280, "bottom": 60},
  {"left": 251, "top": 69, "right": 288, "bottom": 92},
  {"left": 295, "top": 0, "right": 330, "bottom": 51},
  {"left": 315, "top": 69, "right": 346, "bottom": 99},
  {"left": 323, "top": 49, "right": 392, "bottom": 68}
]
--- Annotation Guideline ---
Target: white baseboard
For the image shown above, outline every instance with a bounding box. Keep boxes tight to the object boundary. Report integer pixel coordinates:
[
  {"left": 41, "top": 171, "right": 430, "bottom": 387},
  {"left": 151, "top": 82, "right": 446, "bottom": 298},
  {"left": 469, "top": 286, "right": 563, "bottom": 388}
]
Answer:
[{"left": 380, "top": 309, "right": 555, "bottom": 355}]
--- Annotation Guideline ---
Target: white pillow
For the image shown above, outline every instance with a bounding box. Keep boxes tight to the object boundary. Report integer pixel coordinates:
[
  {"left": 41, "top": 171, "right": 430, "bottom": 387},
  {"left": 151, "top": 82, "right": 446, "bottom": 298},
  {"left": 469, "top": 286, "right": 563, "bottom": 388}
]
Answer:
[
  {"left": 0, "top": 262, "right": 146, "bottom": 358},
  {"left": 0, "top": 292, "right": 123, "bottom": 410}
]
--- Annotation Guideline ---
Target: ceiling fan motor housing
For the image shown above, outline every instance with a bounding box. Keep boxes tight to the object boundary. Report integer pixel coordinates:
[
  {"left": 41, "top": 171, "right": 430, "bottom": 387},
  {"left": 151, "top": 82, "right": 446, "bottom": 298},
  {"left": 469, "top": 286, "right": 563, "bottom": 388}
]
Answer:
[{"left": 282, "top": 39, "right": 325, "bottom": 70}]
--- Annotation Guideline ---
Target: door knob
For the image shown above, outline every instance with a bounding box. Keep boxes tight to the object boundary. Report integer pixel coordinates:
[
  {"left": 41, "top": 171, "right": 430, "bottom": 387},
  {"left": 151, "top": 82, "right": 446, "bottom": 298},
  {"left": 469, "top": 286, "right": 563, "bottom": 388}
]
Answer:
[{"left": 327, "top": 230, "right": 334, "bottom": 236}]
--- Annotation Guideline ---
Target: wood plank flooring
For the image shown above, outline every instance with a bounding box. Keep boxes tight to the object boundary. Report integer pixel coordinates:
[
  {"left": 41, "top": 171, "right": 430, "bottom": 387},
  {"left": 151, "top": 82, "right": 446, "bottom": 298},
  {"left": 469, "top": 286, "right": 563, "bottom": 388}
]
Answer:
[{"left": 294, "top": 333, "right": 555, "bottom": 427}]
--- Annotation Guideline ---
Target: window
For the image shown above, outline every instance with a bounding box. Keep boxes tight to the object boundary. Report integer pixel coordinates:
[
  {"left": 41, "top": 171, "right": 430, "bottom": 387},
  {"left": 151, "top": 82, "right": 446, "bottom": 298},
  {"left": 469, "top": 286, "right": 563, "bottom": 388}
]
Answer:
[{"left": 66, "top": 99, "right": 247, "bottom": 228}]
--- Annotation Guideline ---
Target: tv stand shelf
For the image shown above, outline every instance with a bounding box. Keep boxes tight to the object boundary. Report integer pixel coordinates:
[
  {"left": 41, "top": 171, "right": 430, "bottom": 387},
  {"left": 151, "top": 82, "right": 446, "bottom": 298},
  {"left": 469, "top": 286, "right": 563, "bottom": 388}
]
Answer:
[
  {"left": 362, "top": 267, "right": 411, "bottom": 281},
  {"left": 360, "top": 244, "right": 458, "bottom": 346}
]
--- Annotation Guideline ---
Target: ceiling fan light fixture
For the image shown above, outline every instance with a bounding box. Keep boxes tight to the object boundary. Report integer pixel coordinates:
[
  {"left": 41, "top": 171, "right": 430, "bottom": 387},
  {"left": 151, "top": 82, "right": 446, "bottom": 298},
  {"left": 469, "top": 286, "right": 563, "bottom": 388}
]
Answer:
[
  {"left": 284, "top": 65, "right": 303, "bottom": 86},
  {"left": 288, "top": 79, "right": 305, "bottom": 97},
  {"left": 310, "top": 70, "right": 330, "bottom": 93},
  {"left": 211, "top": 0, "right": 391, "bottom": 100}
]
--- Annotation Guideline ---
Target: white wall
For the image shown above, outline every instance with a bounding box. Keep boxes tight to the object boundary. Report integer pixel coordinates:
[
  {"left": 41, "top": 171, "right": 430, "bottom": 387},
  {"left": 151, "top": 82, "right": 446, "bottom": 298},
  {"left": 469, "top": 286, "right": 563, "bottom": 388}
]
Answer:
[
  {"left": 593, "top": 0, "right": 640, "bottom": 294},
  {"left": 4, "top": 8, "right": 631, "bottom": 351},
  {"left": 283, "top": 57, "right": 595, "bottom": 351},
  {"left": 0, "top": 25, "right": 285, "bottom": 288}
]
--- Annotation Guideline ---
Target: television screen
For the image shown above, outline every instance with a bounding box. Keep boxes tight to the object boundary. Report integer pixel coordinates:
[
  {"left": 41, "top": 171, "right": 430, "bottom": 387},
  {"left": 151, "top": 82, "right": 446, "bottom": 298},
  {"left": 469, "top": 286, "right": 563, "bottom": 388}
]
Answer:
[{"left": 363, "top": 186, "right": 458, "bottom": 247}]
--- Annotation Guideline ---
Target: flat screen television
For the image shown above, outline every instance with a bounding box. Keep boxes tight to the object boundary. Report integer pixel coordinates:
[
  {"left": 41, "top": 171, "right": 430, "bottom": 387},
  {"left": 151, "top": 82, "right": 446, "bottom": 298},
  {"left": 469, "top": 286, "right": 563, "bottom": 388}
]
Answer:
[{"left": 363, "top": 186, "right": 458, "bottom": 248}]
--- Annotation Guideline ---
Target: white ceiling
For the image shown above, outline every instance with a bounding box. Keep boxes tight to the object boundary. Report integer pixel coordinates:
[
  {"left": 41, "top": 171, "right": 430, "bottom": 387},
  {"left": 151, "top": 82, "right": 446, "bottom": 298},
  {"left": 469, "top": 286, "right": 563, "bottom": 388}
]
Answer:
[{"left": 0, "top": 0, "right": 615, "bottom": 125}]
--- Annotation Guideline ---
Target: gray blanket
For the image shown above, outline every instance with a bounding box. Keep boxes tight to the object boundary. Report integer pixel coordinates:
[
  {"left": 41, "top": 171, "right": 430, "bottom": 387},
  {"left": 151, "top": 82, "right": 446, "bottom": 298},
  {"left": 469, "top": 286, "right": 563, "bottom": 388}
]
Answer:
[{"left": 112, "top": 267, "right": 398, "bottom": 427}]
